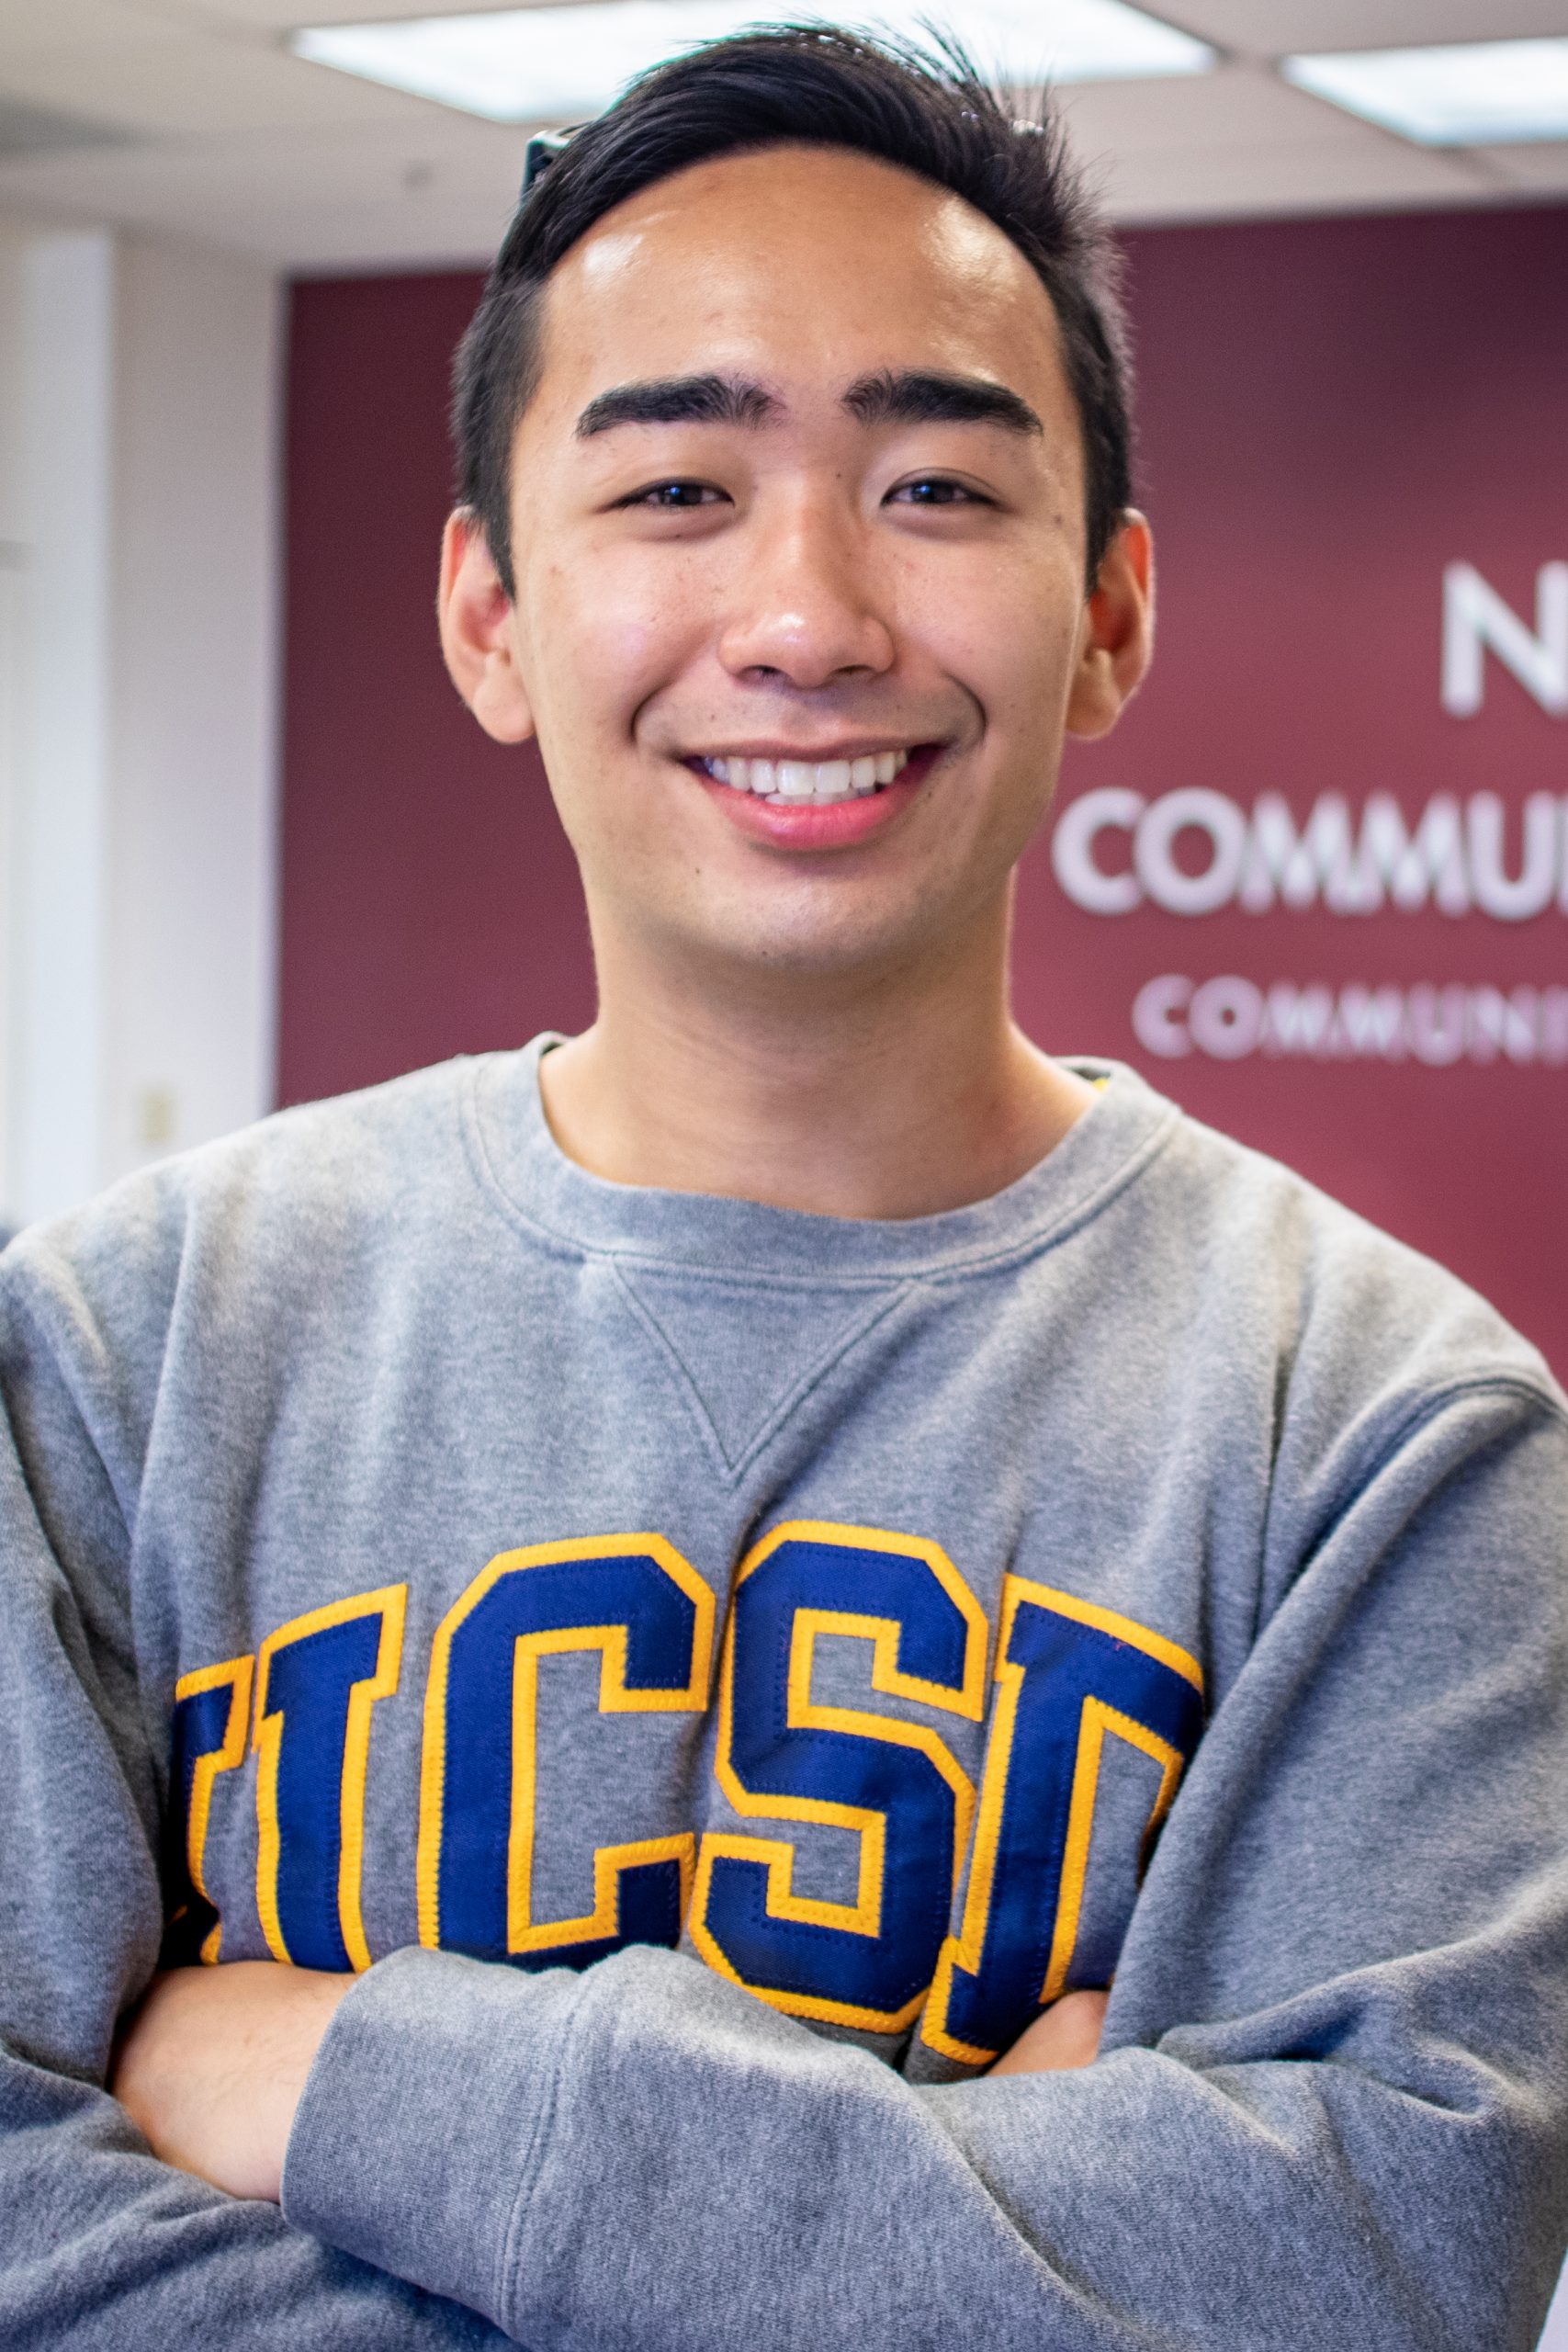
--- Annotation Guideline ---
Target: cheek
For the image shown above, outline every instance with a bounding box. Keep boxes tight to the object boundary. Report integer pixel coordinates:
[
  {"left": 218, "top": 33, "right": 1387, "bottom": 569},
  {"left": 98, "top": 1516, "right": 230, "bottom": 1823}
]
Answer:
[
  {"left": 525, "top": 548, "right": 707, "bottom": 743},
  {"left": 895, "top": 544, "right": 1083, "bottom": 729}
]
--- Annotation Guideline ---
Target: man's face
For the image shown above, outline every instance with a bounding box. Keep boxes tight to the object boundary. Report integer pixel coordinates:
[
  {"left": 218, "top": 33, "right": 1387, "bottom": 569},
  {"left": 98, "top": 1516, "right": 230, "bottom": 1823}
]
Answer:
[{"left": 444, "top": 141, "right": 1148, "bottom": 982}]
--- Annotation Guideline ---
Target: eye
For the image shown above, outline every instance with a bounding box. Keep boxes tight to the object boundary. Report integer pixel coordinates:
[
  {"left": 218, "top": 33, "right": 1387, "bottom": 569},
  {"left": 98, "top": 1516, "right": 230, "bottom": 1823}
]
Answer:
[
  {"left": 887, "top": 477, "right": 992, "bottom": 508},
  {"left": 621, "top": 480, "right": 728, "bottom": 510}
]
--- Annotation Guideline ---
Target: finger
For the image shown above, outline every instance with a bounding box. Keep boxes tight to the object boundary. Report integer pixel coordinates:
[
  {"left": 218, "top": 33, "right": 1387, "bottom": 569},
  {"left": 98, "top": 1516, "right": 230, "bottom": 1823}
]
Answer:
[{"left": 987, "top": 1987, "right": 1110, "bottom": 2075}]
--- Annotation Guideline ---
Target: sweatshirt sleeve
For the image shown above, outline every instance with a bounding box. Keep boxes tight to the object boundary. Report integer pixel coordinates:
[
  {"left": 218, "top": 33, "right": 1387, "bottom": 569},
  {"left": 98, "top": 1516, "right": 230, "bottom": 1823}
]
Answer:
[
  {"left": 282, "top": 1377, "right": 1568, "bottom": 2352},
  {"left": 0, "top": 1265, "right": 510, "bottom": 2350}
]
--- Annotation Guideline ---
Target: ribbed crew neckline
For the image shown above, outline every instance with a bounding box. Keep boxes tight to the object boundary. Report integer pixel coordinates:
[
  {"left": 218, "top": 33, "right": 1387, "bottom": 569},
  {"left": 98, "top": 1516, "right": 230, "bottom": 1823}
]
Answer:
[{"left": 466, "top": 1035, "right": 1182, "bottom": 1283}]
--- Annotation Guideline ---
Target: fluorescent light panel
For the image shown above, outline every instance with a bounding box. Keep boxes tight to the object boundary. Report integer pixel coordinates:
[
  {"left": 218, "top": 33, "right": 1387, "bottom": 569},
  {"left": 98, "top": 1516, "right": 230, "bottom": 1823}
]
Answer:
[
  {"left": 290, "top": 0, "right": 1213, "bottom": 126},
  {"left": 1283, "top": 38, "right": 1568, "bottom": 148}
]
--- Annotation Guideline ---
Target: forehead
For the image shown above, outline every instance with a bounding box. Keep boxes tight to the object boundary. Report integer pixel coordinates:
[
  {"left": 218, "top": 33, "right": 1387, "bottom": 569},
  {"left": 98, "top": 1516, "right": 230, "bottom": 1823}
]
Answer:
[{"left": 529, "top": 142, "right": 1071, "bottom": 423}]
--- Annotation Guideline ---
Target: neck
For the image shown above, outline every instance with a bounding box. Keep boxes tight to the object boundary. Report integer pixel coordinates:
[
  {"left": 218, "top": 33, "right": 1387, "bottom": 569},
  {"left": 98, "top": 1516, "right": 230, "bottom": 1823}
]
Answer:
[{"left": 537, "top": 893, "right": 1096, "bottom": 1220}]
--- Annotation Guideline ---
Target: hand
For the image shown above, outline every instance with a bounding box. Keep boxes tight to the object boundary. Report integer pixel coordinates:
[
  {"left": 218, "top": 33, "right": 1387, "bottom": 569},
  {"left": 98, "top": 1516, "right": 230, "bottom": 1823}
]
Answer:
[
  {"left": 112, "top": 1961, "right": 351, "bottom": 2200},
  {"left": 988, "top": 1987, "right": 1108, "bottom": 2076}
]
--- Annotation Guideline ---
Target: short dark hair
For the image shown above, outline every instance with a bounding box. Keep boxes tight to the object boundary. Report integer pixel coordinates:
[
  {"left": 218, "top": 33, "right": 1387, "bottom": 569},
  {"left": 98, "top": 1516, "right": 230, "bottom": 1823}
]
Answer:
[{"left": 451, "top": 24, "right": 1134, "bottom": 597}]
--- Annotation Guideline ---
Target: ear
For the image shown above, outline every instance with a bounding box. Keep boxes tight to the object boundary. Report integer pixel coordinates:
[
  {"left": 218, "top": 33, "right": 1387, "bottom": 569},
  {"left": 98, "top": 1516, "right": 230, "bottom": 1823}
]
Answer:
[
  {"left": 437, "top": 509, "right": 537, "bottom": 745},
  {"left": 1064, "top": 513, "right": 1155, "bottom": 741}
]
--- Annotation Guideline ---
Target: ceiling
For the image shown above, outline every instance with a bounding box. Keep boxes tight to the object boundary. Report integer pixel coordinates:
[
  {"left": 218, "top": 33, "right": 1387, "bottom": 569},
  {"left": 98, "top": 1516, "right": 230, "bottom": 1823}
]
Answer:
[{"left": 0, "top": 0, "right": 1565, "bottom": 274}]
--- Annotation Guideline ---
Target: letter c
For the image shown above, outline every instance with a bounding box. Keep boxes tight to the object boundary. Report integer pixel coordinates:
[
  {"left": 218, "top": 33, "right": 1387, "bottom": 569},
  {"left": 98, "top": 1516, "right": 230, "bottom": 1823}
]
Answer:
[
  {"left": 1051, "top": 788, "right": 1145, "bottom": 914},
  {"left": 1132, "top": 974, "right": 1191, "bottom": 1057}
]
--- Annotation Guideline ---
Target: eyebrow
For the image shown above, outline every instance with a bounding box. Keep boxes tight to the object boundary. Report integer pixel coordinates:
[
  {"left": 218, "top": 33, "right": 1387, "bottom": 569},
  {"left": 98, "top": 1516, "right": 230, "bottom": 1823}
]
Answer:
[
  {"left": 842, "top": 368, "right": 1043, "bottom": 436},
  {"left": 573, "top": 367, "right": 1043, "bottom": 441},
  {"left": 575, "top": 374, "right": 780, "bottom": 437}
]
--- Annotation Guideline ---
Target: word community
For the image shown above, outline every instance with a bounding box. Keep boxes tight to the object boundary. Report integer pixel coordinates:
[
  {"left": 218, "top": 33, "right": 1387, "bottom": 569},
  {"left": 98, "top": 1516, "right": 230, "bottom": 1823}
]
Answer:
[
  {"left": 1135, "top": 975, "right": 1568, "bottom": 1067},
  {"left": 168, "top": 1521, "right": 1204, "bottom": 2065},
  {"left": 1054, "top": 787, "right": 1568, "bottom": 923}
]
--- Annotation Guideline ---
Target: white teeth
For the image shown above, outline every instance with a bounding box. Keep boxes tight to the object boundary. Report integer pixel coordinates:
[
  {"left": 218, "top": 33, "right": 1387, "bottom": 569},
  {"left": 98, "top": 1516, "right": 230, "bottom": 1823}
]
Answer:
[{"left": 704, "top": 748, "right": 917, "bottom": 804}]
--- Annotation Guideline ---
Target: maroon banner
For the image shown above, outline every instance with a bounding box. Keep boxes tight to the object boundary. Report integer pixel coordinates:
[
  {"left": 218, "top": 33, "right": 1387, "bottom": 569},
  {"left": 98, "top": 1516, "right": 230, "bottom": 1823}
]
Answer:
[
  {"left": 1011, "top": 207, "right": 1568, "bottom": 1374},
  {"left": 280, "top": 206, "right": 1568, "bottom": 1374}
]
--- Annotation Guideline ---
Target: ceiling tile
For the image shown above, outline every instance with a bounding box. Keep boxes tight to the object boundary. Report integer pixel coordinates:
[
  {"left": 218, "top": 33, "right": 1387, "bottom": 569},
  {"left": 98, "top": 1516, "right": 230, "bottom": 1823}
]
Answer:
[
  {"left": 5, "top": 152, "right": 505, "bottom": 268},
  {"left": 227, "top": 193, "right": 503, "bottom": 269},
  {"left": 0, "top": 96, "right": 138, "bottom": 158},
  {"left": 0, "top": 35, "right": 439, "bottom": 135},
  {"left": 1106, "top": 131, "right": 1499, "bottom": 220},
  {"left": 1156, "top": 2, "right": 1568, "bottom": 62},
  {"left": 1055, "top": 61, "right": 1395, "bottom": 152},
  {"left": 178, "top": 0, "right": 570, "bottom": 28},
  {"left": 1472, "top": 138, "right": 1568, "bottom": 188},
  {"left": 0, "top": 0, "right": 186, "bottom": 51},
  {"left": 0, "top": 107, "right": 525, "bottom": 260}
]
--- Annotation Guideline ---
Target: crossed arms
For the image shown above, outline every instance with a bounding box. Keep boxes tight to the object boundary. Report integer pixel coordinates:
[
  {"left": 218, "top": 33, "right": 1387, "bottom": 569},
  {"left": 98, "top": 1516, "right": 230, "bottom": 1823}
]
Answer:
[
  {"left": 112, "top": 1963, "right": 1110, "bottom": 2202},
  {"left": 3, "top": 1274, "right": 1567, "bottom": 2346}
]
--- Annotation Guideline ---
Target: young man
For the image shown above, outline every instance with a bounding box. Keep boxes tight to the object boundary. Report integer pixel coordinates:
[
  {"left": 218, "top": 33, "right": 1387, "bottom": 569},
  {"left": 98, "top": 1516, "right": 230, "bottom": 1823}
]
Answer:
[{"left": 3, "top": 27, "right": 1565, "bottom": 2350}]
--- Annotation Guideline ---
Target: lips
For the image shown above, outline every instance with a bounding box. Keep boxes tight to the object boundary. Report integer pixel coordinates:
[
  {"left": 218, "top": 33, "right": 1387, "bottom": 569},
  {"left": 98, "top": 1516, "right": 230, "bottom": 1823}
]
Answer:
[{"left": 689, "top": 741, "right": 941, "bottom": 850}]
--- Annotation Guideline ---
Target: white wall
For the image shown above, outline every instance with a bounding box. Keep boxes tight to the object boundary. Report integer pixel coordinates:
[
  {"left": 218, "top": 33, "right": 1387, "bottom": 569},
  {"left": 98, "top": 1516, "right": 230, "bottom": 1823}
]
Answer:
[
  {"left": 0, "top": 227, "right": 25, "bottom": 542},
  {"left": 0, "top": 223, "right": 281, "bottom": 1231},
  {"left": 7, "top": 230, "right": 115, "bottom": 1227},
  {"left": 0, "top": 225, "right": 32, "bottom": 1223},
  {"left": 106, "top": 238, "right": 281, "bottom": 1188}
]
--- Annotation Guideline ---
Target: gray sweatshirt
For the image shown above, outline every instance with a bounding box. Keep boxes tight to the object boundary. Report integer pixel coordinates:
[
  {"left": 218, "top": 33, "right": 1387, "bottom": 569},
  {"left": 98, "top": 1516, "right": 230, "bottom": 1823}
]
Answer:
[{"left": 1, "top": 1040, "right": 1565, "bottom": 2351}]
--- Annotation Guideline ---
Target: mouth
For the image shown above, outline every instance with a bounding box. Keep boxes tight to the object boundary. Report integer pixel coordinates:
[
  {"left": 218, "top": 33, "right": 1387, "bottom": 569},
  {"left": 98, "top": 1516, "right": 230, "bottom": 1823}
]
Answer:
[{"left": 688, "top": 745, "right": 929, "bottom": 807}]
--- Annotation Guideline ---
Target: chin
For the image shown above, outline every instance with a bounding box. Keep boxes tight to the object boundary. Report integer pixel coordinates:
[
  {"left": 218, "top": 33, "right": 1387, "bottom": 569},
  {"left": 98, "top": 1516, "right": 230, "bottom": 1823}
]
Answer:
[{"left": 696, "top": 901, "right": 942, "bottom": 984}]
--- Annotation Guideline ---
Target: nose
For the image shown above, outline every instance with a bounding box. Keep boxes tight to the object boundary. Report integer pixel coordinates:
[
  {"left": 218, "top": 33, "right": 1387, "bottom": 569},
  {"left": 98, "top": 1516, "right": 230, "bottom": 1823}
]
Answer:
[{"left": 716, "top": 492, "right": 896, "bottom": 690}]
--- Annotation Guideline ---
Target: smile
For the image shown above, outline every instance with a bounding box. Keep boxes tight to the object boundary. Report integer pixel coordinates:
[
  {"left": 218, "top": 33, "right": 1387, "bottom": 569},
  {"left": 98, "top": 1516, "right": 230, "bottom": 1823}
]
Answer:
[{"left": 694, "top": 749, "right": 912, "bottom": 806}]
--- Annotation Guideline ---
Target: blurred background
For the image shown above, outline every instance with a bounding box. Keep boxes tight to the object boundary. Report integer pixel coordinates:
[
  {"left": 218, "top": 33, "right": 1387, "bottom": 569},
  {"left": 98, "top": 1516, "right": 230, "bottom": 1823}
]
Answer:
[{"left": 0, "top": 0, "right": 1566, "bottom": 2333}]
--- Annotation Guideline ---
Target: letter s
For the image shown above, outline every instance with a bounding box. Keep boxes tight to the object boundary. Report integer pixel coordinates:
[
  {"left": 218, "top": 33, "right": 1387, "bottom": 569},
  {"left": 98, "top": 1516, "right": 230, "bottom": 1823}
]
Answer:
[{"left": 691, "top": 1521, "right": 987, "bottom": 2034}]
